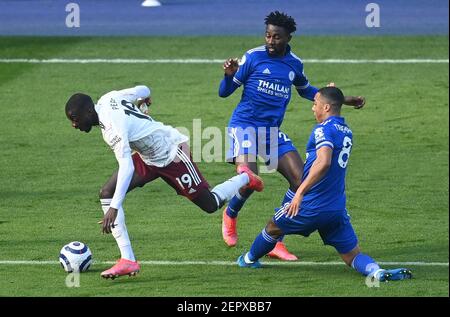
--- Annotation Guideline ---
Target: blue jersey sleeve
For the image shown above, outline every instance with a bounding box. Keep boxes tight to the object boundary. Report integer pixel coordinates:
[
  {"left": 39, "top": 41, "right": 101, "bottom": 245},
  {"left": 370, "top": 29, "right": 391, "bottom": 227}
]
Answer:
[
  {"left": 294, "top": 66, "right": 318, "bottom": 101},
  {"left": 313, "top": 125, "right": 335, "bottom": 150},
  {"left": 233, "top": 52, "right": 253, "bottom": 86},
  {"left": 218, "top": 75, "right": 240, "bottom": 97}
]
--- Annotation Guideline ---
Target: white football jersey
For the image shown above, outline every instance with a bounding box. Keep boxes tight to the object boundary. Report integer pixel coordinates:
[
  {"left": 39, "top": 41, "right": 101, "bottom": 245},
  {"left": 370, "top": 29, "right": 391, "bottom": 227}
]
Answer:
[
  {"left": 94, "top": 85, "right": 189, "bottom": 209},
  {"left": 95, "top": 86, "right": 188, "bottom": 167}
]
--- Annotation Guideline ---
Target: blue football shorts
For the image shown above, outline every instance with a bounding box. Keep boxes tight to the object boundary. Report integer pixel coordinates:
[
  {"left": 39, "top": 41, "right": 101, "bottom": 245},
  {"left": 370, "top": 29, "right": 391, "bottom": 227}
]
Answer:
[
  {"left": 226, "top": 125, "right": 297, "bottom": 167},
  {"left": 273, "top": 206, "right": 358, "bottom": 254}
]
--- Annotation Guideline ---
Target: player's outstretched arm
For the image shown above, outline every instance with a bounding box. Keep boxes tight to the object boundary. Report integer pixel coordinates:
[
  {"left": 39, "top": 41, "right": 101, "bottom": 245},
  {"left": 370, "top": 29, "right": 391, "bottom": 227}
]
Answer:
[
  {"left": 327, "top": 82, "right": 365, "bottom": 109},
  {"left": 286, "top": 146, "right": 332, "bottom": 217},
  {"left": 343, "top": 95, "right": 366, "bottom": 109},
  {"left": 218, "top": 58, "right": 240, "bottom": 98},
  {"left": 296, "top": 85, "right": 319, "bottom": 101}
]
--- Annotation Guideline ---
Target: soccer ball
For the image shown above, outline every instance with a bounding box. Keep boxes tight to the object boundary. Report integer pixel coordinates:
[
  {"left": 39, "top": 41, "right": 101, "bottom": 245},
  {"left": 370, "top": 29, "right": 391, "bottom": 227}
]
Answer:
[{"left": 59, "top": 241, "right": 92, "bottom": 273}]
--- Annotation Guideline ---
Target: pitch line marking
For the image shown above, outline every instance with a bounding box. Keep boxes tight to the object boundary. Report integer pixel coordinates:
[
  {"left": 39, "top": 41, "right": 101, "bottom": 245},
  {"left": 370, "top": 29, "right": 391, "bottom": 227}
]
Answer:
[
  {"left": 0, "top": 58, "right": 448, "bottom": 64},
  {"left": 0, "top": 260, "right": 447, "bottom": 266}
]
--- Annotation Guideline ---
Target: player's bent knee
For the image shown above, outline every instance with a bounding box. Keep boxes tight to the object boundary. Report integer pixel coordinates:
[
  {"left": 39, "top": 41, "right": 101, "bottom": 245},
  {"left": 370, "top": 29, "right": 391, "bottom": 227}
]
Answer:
[
  {"left": 265, "top": 220, "right": 283, "bottom": 240},
  {"left": 99, "top": 186, "right": 114, "bottom": 199},
  {"left": 288, "top": 176, "right": 302, "bottom": 190},
  {"left": 193, "top": 191, "right": 219, "bottom": 214},
  {"left": 200, "top": 203, "right": 218, "bottom": 214}
]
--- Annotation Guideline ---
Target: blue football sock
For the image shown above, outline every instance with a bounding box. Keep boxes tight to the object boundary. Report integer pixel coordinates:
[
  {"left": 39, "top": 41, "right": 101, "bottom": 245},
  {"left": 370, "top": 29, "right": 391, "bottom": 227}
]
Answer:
[
  {"left": 226, "top": 192, "right": 248, "bottom": 218},
  {"left": 351, "top": 253, "right": 381, "bottom": 276},
  {"left": 275, "top": 189, "right": 295, "bottom": 243},
  {"left": 247, "top": 229, "right": 278, "bottom": 261}
]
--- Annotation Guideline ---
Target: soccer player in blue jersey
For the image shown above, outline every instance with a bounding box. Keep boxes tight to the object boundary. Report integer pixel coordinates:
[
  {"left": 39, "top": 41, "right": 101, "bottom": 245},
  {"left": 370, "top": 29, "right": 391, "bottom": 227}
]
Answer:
[
  {"left": 218, "top": 11, "right": 365, "bottom": 260},
  {"left": 237, "top": 86, "right": 412, "bottom": 282}
]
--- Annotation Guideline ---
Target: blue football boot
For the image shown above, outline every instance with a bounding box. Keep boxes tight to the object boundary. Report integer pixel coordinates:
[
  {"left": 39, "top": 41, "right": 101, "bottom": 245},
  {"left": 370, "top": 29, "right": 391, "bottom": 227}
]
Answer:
[
  {"left": 376, "top": 268, "right": 412, "bottom": 281},
  {"left": 384, "top": 268, "right": 413, "bottom": 281},
  {"left": 237, "top": 253, "right": 262, "bottom": 268}
]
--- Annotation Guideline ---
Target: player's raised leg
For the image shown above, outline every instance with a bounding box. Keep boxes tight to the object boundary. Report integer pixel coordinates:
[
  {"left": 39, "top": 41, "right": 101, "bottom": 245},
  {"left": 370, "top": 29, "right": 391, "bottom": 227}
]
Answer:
[
  {"left": 158, "top": 145, "right": 264, "bottom": 214},
  {"left": 195, "top": 165, "right": 263, "bottom": 213},
  {"left": 222, "top": 155, "right": 258, "bottom": 247}
]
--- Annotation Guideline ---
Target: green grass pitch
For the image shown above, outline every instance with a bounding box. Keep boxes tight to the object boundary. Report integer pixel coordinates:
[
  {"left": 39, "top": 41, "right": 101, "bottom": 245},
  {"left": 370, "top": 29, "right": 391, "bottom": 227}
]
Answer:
[{"left": 0, "top": 36, "right": 448, "bottom": 297}]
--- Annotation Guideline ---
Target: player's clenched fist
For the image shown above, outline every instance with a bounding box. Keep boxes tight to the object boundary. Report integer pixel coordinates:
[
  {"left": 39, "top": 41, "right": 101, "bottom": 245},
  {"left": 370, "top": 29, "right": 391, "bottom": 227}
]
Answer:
[{"left": 223, "top": 58, "right": 239, "bottom": 76}]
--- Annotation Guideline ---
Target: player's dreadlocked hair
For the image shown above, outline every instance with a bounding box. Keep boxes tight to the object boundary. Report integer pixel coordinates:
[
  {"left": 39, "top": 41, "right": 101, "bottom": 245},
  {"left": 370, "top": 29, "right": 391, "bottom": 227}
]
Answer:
[{"left": 264, "top": 11, "right": 297, "bottom": 34}]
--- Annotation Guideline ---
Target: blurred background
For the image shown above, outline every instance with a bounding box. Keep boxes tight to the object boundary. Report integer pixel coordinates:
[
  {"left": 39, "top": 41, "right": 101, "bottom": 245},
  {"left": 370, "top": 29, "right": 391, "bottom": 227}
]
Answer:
[
  {"left": 0, "top": 0, "right": 448, "bottom": 297},
  {"left": 0, "top": 0, "right": 448, "bottom": 36}
]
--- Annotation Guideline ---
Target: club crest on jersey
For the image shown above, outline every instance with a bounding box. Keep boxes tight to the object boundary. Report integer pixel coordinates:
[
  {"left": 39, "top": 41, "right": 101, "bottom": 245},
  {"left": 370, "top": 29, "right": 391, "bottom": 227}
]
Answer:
[
  {"left": 314, "top": 127, "right": 325, "bottom": 143},
  {"left": 288, "top": 71, "right": 295, "bottom": 81}
]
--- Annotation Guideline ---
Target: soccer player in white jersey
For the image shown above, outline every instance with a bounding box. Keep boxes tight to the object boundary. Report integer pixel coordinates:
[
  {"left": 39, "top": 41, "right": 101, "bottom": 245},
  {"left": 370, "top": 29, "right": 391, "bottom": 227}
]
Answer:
[
  {"left": 65, "top": 85, "right": 264, "bottom": 279},
  {"left": 218, "top": 11, "right": 365, "bottom": 260}
]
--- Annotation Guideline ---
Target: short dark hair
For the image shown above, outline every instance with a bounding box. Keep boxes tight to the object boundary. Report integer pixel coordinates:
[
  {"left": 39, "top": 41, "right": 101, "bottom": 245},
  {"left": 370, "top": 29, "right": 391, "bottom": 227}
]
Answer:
[
  {"left": 65, "top": 93, "right": 93, "bottom": 115},
  {"left": 265, "top": 11, "right": 297, "bottom": 34},
  {"left": 318, "top": 87, "right": 345, "bottom": 111}
]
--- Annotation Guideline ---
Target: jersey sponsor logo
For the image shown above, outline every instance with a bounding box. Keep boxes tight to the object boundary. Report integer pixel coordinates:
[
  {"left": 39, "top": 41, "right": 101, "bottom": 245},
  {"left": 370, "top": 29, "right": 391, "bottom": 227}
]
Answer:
[
  {"left": 257, "top": 80, "right": 290, "bottom": 98},
  {"left": 109, "top": 98, "right": 119, "bottom": 110},
  {"left": 257, "top": 80, "right": 289, "bottom": 93},
  {"left": 288, "top": 71, "right": 295, "bottom": 81},
  {"left": 109, "top": 135, "right": 122, "bottom": 150},
  {"left": 263, "top": 68, "right": 271, "bottom": 74},
  {"left": 314, "top": 127, "right": 325, "bottom": 143}
]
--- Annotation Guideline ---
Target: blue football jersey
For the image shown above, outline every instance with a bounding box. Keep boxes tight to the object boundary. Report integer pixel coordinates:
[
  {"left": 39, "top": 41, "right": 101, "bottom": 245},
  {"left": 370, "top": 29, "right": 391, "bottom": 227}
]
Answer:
[
  {"left": 230, "top": 45, "right": 311, "bottom": 128},
  {"left": 301, "top": 116, "right": 353, "bottom": 212}
]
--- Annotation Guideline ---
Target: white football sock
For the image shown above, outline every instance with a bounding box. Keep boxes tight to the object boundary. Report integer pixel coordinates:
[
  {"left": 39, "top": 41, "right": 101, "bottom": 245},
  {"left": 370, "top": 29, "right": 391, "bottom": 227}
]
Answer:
[
  {"left": 211, "top": 173, "right": 249, "bottom": 203},
  {"left": 100, "top": 199, "right": 136, "bottom": 262}
]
